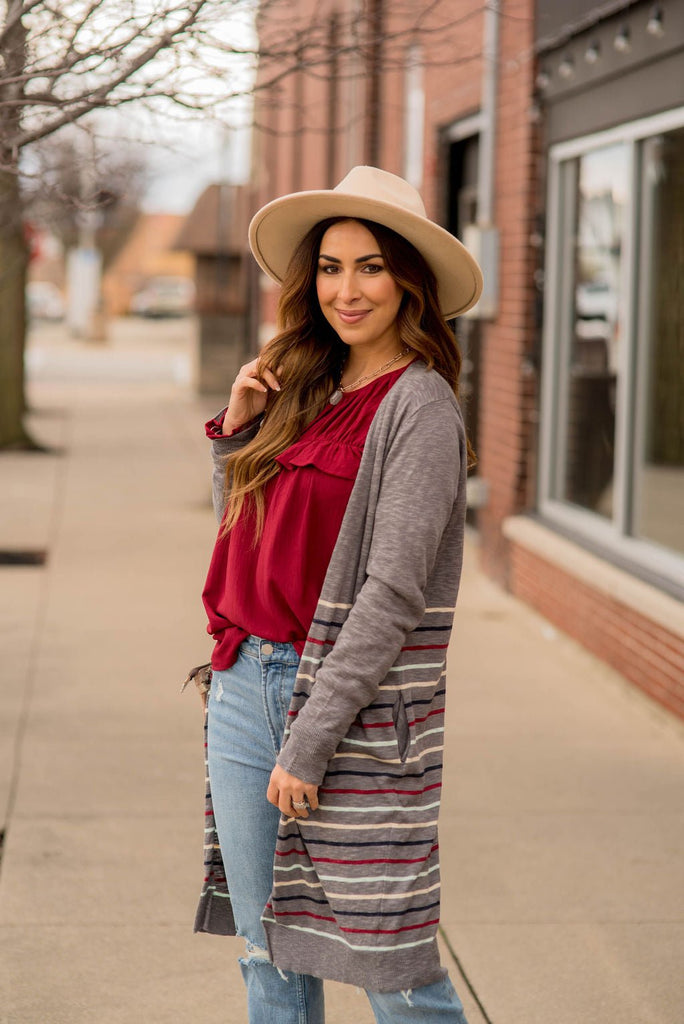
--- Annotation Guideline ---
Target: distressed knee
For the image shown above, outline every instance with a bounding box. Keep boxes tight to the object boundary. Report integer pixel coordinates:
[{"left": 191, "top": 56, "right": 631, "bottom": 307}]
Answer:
[{"left": 238, "top": 940, "right": 288, "bottom": 982}]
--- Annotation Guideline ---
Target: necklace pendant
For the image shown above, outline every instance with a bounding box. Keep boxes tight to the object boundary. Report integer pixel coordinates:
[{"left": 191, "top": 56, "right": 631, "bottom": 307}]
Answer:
[{"left": 329, "top": 388, "right": 343, "bottom": 406}]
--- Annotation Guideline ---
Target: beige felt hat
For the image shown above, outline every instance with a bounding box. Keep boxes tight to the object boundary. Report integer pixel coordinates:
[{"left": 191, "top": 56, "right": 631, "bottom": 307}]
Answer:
[{"left": 248, "top": 166, "right": 483, "bottom": 319}]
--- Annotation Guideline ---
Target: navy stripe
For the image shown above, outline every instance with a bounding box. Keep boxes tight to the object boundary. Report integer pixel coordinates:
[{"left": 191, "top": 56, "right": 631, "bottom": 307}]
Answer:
[
  {"left": 277, "top": 835, "right": 435, "bottom": 848},
  {"left": 413, "top": 625, "right": 452, "bottom": 633},
  {"left": 311, "top": 617, "right": 345, "bottom": 628},
  {"left": 331, "top": 900, "right": 441, "bottom": 918},
  {"left": 324, "top": 763, "right": 442, "bottom": 781},
  {"left": 356, "top": 689, "right": 446, "bottom": 713},
  {"left": 272, "top": 894, "right": 442, "bottom": 918}
]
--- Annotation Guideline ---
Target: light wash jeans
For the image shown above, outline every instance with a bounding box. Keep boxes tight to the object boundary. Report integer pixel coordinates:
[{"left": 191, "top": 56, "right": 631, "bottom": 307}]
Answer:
[{"left": 207, "top": 635, "right": 469, "bottom": 1024}]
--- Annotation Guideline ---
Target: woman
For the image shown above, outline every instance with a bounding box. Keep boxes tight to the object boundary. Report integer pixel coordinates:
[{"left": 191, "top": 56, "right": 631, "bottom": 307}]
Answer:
[{"left": 195, "top": 166, "right": 482, "bottom": 1023}]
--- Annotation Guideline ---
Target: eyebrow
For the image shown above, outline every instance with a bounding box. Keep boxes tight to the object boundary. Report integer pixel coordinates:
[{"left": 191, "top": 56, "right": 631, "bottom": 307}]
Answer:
[{"left": 318, "top": 253, "right": 384, "bottom": 263}]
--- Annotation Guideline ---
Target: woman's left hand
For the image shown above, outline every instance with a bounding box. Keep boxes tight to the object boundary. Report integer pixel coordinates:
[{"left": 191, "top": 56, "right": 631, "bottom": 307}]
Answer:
[{"left": 267, "top": 764, "right": 319, "bottom": 819}]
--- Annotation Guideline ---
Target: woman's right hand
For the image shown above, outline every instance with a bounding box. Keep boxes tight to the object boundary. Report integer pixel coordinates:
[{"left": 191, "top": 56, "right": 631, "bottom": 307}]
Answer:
[{"left": 223, "top": 357, "right": 281, "bottom": 435}]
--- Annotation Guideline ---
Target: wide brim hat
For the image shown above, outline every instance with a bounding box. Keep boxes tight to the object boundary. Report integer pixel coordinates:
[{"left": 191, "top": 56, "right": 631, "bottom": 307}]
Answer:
[{"left": 248, "top": 166, "right": 483, "bottom": 319}]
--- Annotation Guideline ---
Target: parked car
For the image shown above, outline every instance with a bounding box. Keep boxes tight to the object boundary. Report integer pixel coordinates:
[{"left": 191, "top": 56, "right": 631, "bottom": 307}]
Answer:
[
  {"left": 26, "top": 280, "right": 65, "bottom": 321},
  {"left": 129, "top": 276, "right": 195, "bottom": 318}
]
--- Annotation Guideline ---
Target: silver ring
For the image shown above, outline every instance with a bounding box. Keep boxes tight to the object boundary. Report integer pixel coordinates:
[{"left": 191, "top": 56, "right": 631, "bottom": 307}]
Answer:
[{"left": 291, "top": 798, "right": 308, "bottom": 811}]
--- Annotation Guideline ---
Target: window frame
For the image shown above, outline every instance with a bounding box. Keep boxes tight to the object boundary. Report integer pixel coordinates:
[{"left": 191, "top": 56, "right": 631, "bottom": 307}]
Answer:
[{"left": 539, "top": 106, "right": 684, "bottom": 588}]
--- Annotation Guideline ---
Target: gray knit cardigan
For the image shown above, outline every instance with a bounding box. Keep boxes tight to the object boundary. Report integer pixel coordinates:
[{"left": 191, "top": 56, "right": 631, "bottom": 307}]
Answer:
[{"left": 195, "top": 360, "right": 467, "bottom": 992}]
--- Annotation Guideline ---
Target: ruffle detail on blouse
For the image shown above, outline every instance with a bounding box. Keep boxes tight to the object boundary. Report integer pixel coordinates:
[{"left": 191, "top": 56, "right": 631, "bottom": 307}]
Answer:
[{"left": 275, "top": 438, "right": 364, "bottom": 480}]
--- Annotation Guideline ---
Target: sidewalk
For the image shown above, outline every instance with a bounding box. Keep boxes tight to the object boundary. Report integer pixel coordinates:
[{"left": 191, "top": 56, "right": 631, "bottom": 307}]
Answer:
[{"left": 1, "top": 319, "right": 683, "bottom": 1024}]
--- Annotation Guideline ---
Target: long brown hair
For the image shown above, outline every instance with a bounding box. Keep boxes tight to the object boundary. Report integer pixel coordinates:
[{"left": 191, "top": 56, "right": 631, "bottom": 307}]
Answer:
[{"left": 222, "top": 217, "right": 474, "bottom": 537}]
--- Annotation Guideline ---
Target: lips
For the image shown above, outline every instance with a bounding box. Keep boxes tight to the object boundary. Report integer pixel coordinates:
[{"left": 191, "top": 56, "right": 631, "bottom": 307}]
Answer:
[{"left": 336, "top": 309, "right": 371, "bottom": 325}]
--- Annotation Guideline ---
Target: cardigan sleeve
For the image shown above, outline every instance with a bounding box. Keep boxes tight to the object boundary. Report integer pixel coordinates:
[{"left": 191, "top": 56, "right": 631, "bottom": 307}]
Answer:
[
  {"left": 277, "top": 397, "right": 465, "bottom": 784},
  {"left": 207, "top": 410, "right": 263, "bottom": 523}
]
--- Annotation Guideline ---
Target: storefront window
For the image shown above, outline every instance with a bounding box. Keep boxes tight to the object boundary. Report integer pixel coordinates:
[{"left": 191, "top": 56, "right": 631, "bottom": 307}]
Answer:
[
  {"left": 633, "top": 129, "right": 684, "bottom": 555},
  {"left": 562, "top": 144, "right": 627, "bottom": 518},
  {"left": 542, "top": 112, "right": 684, "bottom": 585}
]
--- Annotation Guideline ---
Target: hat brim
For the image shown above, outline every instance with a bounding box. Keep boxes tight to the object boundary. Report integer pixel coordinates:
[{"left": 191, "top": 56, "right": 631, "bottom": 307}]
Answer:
[{"left": 248, "top": 190, "right": 483, "bottom": 319}]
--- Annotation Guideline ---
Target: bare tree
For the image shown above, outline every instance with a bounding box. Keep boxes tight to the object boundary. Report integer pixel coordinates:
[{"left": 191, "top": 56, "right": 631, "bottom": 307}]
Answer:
[
  {"left": 0, "top": 0, "right": 476, "bottom": 448},
  {"left": 0, "top": 0, "right": 255, "bottom": 447}
]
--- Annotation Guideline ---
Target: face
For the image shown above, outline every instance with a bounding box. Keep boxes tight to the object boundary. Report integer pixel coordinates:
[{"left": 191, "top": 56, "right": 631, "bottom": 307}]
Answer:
[{"left": 316, "top": 220, "right": 404, "bottom": 353}]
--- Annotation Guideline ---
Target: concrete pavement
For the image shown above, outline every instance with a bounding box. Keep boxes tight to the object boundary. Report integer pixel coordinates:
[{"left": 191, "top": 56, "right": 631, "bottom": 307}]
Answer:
[{"left": 1, "top": 317, "right": 683, "bottom": 1023}]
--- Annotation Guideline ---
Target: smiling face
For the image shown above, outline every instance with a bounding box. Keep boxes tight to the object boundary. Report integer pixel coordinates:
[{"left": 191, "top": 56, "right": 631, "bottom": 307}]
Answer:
[{"left": 315, "top": 220, "right": 404, "bottom": 356}]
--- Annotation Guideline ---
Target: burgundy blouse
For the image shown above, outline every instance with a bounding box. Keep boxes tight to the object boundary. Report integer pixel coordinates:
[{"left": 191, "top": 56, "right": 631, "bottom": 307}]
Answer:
[{"left": 202, "top": 364, "right": 410, "bottom": 670}]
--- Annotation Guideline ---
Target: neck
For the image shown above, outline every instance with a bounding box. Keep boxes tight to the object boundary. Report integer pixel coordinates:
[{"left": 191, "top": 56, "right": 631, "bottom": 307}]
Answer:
[{"left": 342, "top": 342, "right": 407, "bottom": 384}]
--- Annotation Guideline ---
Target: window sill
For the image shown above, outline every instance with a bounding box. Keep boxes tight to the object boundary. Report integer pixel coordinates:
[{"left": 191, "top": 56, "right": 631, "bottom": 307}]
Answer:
[{"left": 503, "top": 515, "right": 684, "bottom": 641}]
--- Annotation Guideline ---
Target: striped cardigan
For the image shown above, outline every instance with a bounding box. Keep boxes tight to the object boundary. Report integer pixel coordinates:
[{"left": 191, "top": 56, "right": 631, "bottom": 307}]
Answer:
[{"left": 195, "top": 361, "right": 467, "bottom": 992}]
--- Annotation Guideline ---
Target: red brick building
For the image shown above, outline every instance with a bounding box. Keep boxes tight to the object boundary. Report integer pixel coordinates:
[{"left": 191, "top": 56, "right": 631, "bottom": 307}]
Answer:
[{"left": 248, "top": 0, "right": 684, "bottom": 718}]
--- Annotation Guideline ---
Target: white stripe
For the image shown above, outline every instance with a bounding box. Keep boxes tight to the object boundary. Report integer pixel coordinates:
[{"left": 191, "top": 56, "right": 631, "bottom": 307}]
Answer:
[
  {"left": 339, "top": 727, "right": 444, "bottom": 751},
  {"left": 331, "top": 744, "right": 444, "bottom": 763},
  {"left": 204, "top": 886, "right": 231, "bottom": 899},
  {"left": 274, "top": 880, "right": 440, "bottom": 897},
  {"left": 274, "top": 863, "right": 318, "bottom": 874},
  {"left": 316, "top": 800, "right": 441, "bottom": 814},
  {"left": 263, "top": 920, "right": 436, "bottom": 952},
  {"left": 394, "top": 674, "right": 446, "bottom": 691},
  {"left": 424, "top": 606, "right": 455, "bottom": 613},
  {"left": 300, "top": 654, "right": 323, "bottom": 666},
  {"left": 317, "top": 599, "right": 353, "bottom": 610},
  {"left": 388, "top": 661, "right": 445, "bottom": 673},
  {"left": 295, "top": 673, "right": 316, "bottom": 684},
  {"left": 325, "top": 882, "right": 441, "bottom": 900},
  {"left": 317, "top": 865, "right": 440, "bottom": 884},
  {"left": 301, "top": 818, "right": 439, "bottom": 831},
  {"left": 274, "top": 878, "right": 325, "bottom": 889},
  {"left": 340, "top": 737, "right": 401, "bottom": 748}
]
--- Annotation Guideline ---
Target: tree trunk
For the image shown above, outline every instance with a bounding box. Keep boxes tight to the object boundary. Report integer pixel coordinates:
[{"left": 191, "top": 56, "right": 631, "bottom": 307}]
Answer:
[
  {"left": 0, "top": 166, "right": 30, "bottom": 448},
  {"left": 0, "top": 1, "right": 32, "bottom": 448}
]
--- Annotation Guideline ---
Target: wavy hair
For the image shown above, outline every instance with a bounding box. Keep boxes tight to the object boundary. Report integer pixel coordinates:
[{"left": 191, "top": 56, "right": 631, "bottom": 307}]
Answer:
[{"left": 222, "top": 217, "right": 474, "bottom": 538}]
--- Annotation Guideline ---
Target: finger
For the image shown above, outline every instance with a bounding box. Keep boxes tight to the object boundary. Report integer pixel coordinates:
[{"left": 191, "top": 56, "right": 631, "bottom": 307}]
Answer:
[
  {"left": 305, "top": 788, "right": 319, "bottom": 812},
  {"left": 237, "top": 374, "right": 268, "bottom": 393},
  {"left": 238, "top": 358, "right": 260, "bottom": 377},
  {"left": 258, "top": 365, "right": 281, "bottom": 392},
  {"left": 266, "top": 779, "right": 279, "bottom": 807},
  {"left": 291, "top": 798, "right": 309, "bottom": 819},
  {"left": 279, "top": 793, "right": 299, "bottom": 817}
]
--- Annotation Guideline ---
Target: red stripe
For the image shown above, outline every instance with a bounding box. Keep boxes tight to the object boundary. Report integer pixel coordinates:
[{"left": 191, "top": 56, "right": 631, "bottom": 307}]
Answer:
[
  {"left": 305, "top": 636, "right": 335, "bottom": 647},
  {"left": 319, "top": 783, "right": 442, "bottom": 796},
  {"left": 358, "top": 708, "right": 445, "bottom": 730},
  {"left": 268, "top": 909, "right": 439, "bottom": 936},
  {"left": 310, "top": 844, "right": 439, "bottom": 866},
  {"left": 275, "top": 847, "right": 308, "bottom": 857},
  {"left": 400, "top": 644, "right": 449, "bottom": 651}
]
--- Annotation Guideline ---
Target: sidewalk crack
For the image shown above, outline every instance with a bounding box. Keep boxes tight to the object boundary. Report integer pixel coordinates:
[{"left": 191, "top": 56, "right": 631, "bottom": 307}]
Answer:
[{"left": 439, "top": 925, "right": 494, "bottom": 1024}]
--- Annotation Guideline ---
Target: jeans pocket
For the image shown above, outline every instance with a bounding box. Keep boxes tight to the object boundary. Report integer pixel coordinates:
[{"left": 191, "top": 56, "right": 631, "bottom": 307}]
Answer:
[{"left": 392, "top": 692, "right": 411, "bottom": 763}]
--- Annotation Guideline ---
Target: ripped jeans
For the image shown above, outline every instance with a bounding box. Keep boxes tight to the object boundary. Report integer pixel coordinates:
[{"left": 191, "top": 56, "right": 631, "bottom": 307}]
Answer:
[{"left": 207, "top": 636, "right": 468, "bottom": 1024}]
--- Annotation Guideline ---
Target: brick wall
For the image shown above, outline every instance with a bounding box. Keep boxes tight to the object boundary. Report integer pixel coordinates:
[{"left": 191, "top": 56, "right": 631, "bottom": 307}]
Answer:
[{"left": 509, "top": 539, "right": 684, "bottom": 719}]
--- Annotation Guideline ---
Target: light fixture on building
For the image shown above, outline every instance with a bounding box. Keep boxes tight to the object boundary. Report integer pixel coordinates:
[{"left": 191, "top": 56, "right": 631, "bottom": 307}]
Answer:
[
  {"left": 647, "top": 4, "right": 664, "bottom": 37},
  {"left": 585, "top": 40, "right": 600, "bottom": 64},
  {"left": 536, "top": 68, "right": 550, "bottom": 89},
  {"left": 558, "top": 54, "right": 575, "bottom": 79},
  {"left": 614, "top": 25, "right": 631, "bottom": 52}
]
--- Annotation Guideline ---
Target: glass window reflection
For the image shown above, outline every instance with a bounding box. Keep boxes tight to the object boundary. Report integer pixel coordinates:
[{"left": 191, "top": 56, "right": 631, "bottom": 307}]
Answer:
[
  {"left": 562, "top": 143, "right": 628, "bottom": 518},
  {"left": 633, "top": 128, "right": 684, "bottom": 554}
]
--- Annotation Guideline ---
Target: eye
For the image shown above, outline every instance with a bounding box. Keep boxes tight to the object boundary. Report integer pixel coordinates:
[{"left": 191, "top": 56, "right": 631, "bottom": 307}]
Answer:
[
  {"left": 318, "top": 263, "right": 339, "bottom": 274},
  {"left": 362, "top": 263, "right": 383, "bottom": 274}
]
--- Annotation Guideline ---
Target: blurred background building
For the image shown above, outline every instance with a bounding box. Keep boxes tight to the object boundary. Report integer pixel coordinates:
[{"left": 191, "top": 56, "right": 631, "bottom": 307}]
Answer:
[{"left": 246, "top": 0, "right": 684, "bottom": 718}]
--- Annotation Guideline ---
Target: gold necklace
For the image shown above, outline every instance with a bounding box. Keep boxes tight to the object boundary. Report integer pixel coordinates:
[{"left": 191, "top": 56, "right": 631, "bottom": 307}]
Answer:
[{"left": 329, "top": 348, "right": 410, "bottom": 406}]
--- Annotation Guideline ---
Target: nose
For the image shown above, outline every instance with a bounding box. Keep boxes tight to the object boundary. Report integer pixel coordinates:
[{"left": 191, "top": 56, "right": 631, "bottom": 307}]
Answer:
[{"left": 337, "top": 269, "right": 361, "bottom": 304}]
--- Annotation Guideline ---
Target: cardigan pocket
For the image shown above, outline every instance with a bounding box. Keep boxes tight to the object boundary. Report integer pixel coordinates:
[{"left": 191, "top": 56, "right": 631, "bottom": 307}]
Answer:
[{"left": 392, "top": 692, "right": 411, "bottom": 763}]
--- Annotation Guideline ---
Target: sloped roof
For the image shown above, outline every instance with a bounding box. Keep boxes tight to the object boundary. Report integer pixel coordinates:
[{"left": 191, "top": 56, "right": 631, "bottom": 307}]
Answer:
[{"left": 176, "top": 183, "right": 251, "bottom": 256}]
